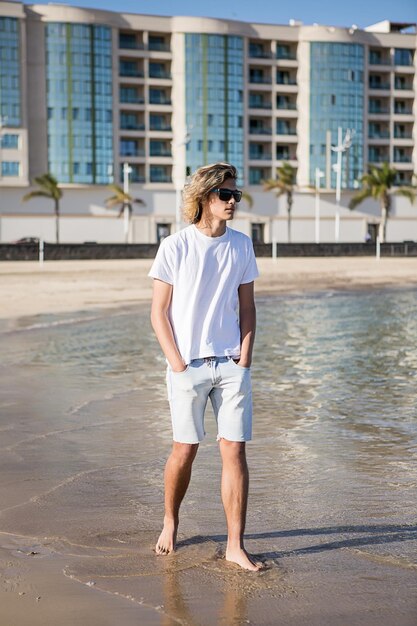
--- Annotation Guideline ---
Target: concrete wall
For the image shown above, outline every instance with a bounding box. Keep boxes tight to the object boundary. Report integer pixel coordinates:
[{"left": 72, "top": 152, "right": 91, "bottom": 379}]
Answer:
[{"left": 1, "top": 241, "right": 416, "bottom": 261}]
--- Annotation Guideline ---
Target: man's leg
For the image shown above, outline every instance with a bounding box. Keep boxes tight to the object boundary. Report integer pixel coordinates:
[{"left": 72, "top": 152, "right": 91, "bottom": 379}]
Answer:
[
  {"left": 155, "top": 441, "right": 199, "bottom": 555},
  {"left": 218, "top": 439, "right": 262, "bottom": 571}
]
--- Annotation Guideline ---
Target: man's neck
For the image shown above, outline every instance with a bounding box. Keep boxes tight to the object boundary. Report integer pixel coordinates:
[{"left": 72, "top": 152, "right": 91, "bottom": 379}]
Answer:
[{"left": 195, "top": 219, "right": 227, "bottom": 238}]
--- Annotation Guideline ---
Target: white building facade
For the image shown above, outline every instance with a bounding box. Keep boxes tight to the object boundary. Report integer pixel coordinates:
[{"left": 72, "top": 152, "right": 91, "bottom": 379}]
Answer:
[{"left": 0, "top": 1, "right": 416, "bottom": 243}]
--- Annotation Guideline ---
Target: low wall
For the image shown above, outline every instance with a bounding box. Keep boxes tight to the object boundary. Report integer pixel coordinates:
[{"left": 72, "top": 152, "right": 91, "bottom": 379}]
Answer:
[
  {"left": 254, "top": 242, "right": 417, "bottom": 257},
  {"left": 1, "top": 241, "right": 417, "bottom": 261}
]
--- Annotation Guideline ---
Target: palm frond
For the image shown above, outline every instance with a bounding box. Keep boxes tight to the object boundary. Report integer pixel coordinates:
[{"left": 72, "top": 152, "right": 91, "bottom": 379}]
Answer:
[
  {"left": 241, "top": 191, "right": 253, "bottom": 209},
  {"left": 22, "top": 190, "right": 52, "bottom": 202},
  {"left": 349, "top": 188, "right": 372, "bottom": 210},
  {"left": 395, "top": 187, "right": 416, "bottom": 204}
]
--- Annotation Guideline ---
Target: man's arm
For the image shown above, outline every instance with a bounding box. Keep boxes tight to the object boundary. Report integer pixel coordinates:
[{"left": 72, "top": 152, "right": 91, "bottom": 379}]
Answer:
[
  {"left": 150, "top": 279, "right": 186, "bottom": 372},
  {"left": 237, "top": 281, "right": 256, "bottom": 368}
]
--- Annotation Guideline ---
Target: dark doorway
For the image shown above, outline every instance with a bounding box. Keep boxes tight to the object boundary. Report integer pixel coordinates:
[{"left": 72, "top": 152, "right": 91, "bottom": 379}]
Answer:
[
  {"left": 251, "top": 223, "right": 265, "bottom": 244},
  {"left": 156, "top": 223, "right": 171, "bottom": 243},
  {"left": 366, "top": 223, "right": 379, "bottom": 243}
]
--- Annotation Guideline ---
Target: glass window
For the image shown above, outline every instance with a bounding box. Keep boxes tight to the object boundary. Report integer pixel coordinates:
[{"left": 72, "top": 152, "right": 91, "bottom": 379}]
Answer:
[
  {"left": 394, "top": 48, "right": 413, "bottom": 66},
  {"left": 1, "top": 133, "right": 19, "bottom": 148},
  {"left": 1, "top": 160, "right": 19, "bottom": 176}
]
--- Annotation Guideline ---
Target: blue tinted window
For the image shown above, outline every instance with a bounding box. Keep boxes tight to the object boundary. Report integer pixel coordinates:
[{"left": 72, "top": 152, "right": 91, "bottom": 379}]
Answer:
[
  {"left": 309, "top": 42, "right": 364, "bottom": 188},
  {"left": 0, "top": 17, "right": 21, "bottom": 126},
  {"left": 45, "top": 23, "right": 113, "bottom": 184},
  {"left": 1, "top": 160, "right": 19, "bottom": 176},
  {"left": 185, "top": 33, "right": 244, "bottom": 182}
]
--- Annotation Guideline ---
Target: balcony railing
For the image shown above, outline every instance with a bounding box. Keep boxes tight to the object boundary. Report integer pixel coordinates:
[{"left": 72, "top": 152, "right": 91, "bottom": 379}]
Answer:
[
  {"left": 120, "top": 149, "right": 145, "bottom": 157},
  {"left": 249, "top": 49, "right": 272, "bottom": 59},
  {"left": 394, "top": 107, "right": 413, "bottom": 115},
  {"left": 149, "top": 97, "right": 172, "bottom": 105},
  {"left": 120, "top": 96, "right": 145, "bottom": 104},
  {"left": 276, "top": 78, "right": 297, "bottom": 85},
  {"left": 249, "top": 76, "right": 272, "bottom": 84},
  {"left": 276, "top": 52, "right": 297, "bottom": 60},
  {"left": 120, "top": 122, "right": 145, "bottom": 130},
  {"left": 249, "top": 100, "right": 272, "bottom": 109},
  {"left": 276, "top": 128, "right": 297, "bottom": 135},
  {"left": 394, "top": 131, "right": 413, "bottom": 139},
  {"left": 276, "top": 153, "right": 290, "bottom": 160},
  {"left": 368, "top": 155, "right": 388, "bottom": 162},
  {"left": 149, "top": 124, "right": 172, "bottom": 131},
  {"left": 393, "top": 155, "right": 412, "bottom": 163},
  {"left": 276, "top": 102, "right": 297, "bottom": 110},
  {"left": 148, "top": 42, "right": 171, "bottom": 52},
  {"left": 249, "top": 175, "right": 264, "bottom": 185},
  {"left": 249, "top": 153, "right": 271, "bottom": 160},
  {"left": 369, "top": 82, "right": 390, "bottom": 90},
  {"left": 368, "top": 131, "right": 390, "bottom": 138},
  {"left": 394, "top": 82, "right": 414, "bottom": 91},
  {"left": 119, "top": 40, "right": 145, "bottom": 50},
  {"left": 149, "top": 70, "right": 172, "bottom": 79},
  {"left": 249, "top": 128, "right": 272, "bottom": 135},
  {"left": 369, "top": 56, "right": 390, "bottom": 65},
  {"left": 131, "top": 175, "right": 146, "bottom": 183},
  {"left": 150, "top": 150, "right": 172, "bottom": 157},
  {"left": 150, "top": 174, "right": 172, "bottom": 183},
  {"left": 368, "top": 106, "right": 390, "bottom": 114},
  {"left": 119, "top": 68, "right": 144, "bottom": 78}
]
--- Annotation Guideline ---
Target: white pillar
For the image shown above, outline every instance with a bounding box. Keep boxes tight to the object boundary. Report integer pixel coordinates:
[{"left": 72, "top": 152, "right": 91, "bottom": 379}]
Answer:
[
  {"left": 315, "top": 167, "right": 324, "bottom": 244},
  {"left": 123, "top": 162, "right": 132, "bottom": 243},
  {"left": 335, "top": 126, "right": 342, "bottom": 243}
]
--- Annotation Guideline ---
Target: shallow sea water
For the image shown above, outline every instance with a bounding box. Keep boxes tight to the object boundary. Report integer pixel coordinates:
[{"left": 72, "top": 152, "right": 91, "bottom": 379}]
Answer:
[{"left": 0, "top": 289, "right": 416, "bottom": 625}]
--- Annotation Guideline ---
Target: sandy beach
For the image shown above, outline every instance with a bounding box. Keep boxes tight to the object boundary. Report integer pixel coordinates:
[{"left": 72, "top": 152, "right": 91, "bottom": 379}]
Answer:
[
  {"left": 1, "top": 258, "right": 417, "bottom": 625},
  {"left": 1, "top": 256, "right": 417, "bottom": 320}
]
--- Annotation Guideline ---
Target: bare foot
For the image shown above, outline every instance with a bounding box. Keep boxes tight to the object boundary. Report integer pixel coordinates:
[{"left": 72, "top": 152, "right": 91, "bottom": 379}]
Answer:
[
  {"left": 225, "top": 547, "right": 263, "bottom": 571},
  {"left": 155, "top": 517, "right": 178, "bottom": 555}
]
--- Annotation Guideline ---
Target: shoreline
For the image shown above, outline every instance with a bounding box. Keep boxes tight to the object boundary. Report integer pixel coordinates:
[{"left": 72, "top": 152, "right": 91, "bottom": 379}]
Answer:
[{"left": 1, "top": 257, "right": 417, "bottom": 321}]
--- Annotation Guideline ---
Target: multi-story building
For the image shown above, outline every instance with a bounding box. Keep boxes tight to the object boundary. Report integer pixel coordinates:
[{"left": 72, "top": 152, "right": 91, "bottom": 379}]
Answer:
[{"left": 0, "top": 1, "right": 416, "bottom": 243}]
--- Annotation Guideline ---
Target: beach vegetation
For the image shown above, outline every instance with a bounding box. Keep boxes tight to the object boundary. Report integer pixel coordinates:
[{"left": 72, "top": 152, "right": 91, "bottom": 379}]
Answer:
[
  {"left": 263, "top": 162, "right": 296, "bottom": 243},
  {"left": 22, "top": 173, "right": 63, "bottom": 244},
  {"left": 349, "top": 163, "right": 416, "bottom": 243},
  {"left": 105, "top": 184, "right": 145, "bottom": 243}
]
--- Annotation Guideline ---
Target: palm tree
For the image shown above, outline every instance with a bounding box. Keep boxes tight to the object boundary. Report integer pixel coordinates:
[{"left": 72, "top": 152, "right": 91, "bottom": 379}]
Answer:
[
  {"left": 241, "top": 191, "right": 253, "bottom": 209},
  {"left": 349, "top": 163, "right": 416, "bottom": 243},
  {"left": 263, "top": 162, "right": 296, "bottom": 243},
  {"left": 105, "top": 184, "right": 145, "bottom": 243},
  {"left": 23, "top": 173, "right": 62, "bottom": 243}
]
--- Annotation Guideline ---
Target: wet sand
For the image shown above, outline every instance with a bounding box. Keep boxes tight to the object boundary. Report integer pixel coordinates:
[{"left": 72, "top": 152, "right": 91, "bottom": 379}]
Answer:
[
  {"left": 1, "top": 256, "right": 417, "bottom": 320},
  {"left": 1, "top": 260, "right": 417, "bottom": 625}
]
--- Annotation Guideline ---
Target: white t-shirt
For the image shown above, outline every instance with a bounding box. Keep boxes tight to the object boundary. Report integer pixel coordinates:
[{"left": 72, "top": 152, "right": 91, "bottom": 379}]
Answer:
[{"left": 148, "top": 224, "right": 259, "bottom": 364}]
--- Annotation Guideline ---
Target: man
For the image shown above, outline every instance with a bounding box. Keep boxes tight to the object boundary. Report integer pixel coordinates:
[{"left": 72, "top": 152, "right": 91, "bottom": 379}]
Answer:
[{"left": 148, "top": 162, "right": 261, "bottom": 571}]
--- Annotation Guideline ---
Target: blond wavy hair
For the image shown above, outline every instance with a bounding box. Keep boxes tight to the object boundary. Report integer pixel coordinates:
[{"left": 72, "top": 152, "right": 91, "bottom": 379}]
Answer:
[{"left": 182, "top": 162, "right": 238, "bottom": 224}]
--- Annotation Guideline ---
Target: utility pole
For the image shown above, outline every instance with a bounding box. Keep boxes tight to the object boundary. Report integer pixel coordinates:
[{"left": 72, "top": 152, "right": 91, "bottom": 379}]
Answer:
[
  {"left": 331, "top": 127, "right": 354, "bottom": 243},
  {"left": 123, "top": 162, "right": 132, "bottom": 243},
  {"left": 315, "top": 167, "right": 325, "bottom": 244}
]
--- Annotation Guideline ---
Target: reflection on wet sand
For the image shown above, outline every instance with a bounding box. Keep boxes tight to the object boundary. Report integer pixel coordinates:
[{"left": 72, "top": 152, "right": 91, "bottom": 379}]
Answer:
[{"left": 1, "top": 290, "right": 417, "bottom": 624}]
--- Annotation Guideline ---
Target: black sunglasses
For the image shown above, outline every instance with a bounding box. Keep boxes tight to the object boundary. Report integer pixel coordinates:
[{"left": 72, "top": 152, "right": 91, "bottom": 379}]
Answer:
[{"left": 211, "top": 188, "right": 242, "bottom": 203}]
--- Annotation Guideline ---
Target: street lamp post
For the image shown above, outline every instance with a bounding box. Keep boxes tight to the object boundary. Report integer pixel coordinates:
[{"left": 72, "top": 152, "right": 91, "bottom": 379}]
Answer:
[
  {"left": 331, "top": 127, "right": 354, "bottom": 243},
  {"left": 172, "top": 127, "right": 192, "bottom": 233},
  {"left": 314, "top": 167, "right": 325, "bottom": 244},
  {"left": 123, "top": 161, "right": 132, "bottom": 243},
  {"left": 0, "top": 116, "right": 8, "bottom": 243}
]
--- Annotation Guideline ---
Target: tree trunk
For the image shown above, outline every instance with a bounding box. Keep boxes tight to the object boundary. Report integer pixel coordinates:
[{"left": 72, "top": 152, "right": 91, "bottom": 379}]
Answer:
[
  {"left": 380, "top": 197, "right": 389, "bottom": 244},
  {"left": 287, "top": 193, "right": 293, "bottom": 243},
  {"left": 54, "top": 200, "right": 60, "bottom": 244}
]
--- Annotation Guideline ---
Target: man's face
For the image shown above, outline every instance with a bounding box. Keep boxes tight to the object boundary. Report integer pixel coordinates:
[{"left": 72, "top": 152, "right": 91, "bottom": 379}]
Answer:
[{"left": 206, "top": 178, "right": 240, "bottom": 222}]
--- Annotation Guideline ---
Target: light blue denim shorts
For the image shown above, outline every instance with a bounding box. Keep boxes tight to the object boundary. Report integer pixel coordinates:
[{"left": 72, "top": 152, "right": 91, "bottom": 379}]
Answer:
[{"left": 166, "top": 356, "right": 253, "bottom": 444}]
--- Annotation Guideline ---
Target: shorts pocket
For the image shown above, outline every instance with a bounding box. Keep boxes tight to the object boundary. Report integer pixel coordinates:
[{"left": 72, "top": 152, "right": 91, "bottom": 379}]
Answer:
[{"left": 229, "top": 358, "right": 250, "bottom": 371}]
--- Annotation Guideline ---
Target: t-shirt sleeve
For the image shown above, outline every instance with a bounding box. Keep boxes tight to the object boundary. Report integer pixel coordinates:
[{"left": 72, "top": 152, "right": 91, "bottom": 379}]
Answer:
[
  {"left": 148, "top": 238, "right": 175, "bottom": 285},
  {"left": 240, "top": 240, "right": 259, "bottom": 284}
]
